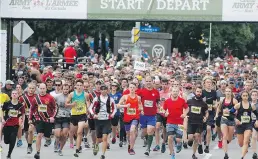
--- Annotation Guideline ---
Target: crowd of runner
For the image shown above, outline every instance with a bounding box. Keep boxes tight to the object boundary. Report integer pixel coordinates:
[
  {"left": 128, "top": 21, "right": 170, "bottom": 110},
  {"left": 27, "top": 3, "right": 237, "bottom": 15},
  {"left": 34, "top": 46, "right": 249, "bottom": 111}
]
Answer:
[{"left": 1, "top": 47, "right": 258, "bottom": 159}]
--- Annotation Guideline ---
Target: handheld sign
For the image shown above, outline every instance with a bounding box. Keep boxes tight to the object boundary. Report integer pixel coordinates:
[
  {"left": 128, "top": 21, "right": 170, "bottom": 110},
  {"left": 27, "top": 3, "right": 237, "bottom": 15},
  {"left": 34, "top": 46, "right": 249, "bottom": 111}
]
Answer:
[{"left": 134, "top": 61, "right": 146, "bottom": 71}]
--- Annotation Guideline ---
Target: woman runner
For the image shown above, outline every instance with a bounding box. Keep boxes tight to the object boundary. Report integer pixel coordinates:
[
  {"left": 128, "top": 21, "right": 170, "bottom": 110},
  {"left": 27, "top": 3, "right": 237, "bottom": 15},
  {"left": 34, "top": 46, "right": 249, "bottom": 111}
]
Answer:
[{"left": 2, "top": 90, "right": 25, "bottom": 159}]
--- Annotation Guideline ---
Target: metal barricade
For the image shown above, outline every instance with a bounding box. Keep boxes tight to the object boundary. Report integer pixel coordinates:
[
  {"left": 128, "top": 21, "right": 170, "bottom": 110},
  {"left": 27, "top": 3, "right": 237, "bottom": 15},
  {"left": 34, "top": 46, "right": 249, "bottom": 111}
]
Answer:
[{"left": 25, "top": 57, "right": 76, "bottom": 67}]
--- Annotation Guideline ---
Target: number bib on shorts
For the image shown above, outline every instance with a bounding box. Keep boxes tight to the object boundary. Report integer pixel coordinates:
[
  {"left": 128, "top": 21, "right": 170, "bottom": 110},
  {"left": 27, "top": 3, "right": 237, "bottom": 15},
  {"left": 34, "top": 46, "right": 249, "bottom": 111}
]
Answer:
[
  {"left": 127, "top": 108, "right": 136, "bottom": 115},
  {"left": 38, "top": 104, "right": 47, "bottom": 112},
  {"left": 208, "top": 104, "right": 213, "bottom": 111},
  {"left": 98, "top": 111, "right": 108, "bottom": 120},
  {"left": 191, "top": 106, "right": 201, "bottom": 114},
  {"left": 144, "top": 100, "right": 153, "bottom": 107},
  {"left": 241, "top": 115, "right": 250, "bottom": 124},
  {"left": 9, "top": 109, "right": 18, "bottom": 117}
]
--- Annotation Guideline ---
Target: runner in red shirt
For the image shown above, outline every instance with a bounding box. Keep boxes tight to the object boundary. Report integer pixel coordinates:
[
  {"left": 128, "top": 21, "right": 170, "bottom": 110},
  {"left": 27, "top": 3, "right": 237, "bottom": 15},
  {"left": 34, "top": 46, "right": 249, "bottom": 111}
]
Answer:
[
  {"left": 138, "top": 76, "right": 160, "bottom": 156},
  {"left": 29, "top": 83, "right": 57, "bottom": 159},
  {"left": 163, "top": 87, "right": 188, "bottom": 158},
  {"left": 117, "top": 83, "right": 142, "bottom": 155}
]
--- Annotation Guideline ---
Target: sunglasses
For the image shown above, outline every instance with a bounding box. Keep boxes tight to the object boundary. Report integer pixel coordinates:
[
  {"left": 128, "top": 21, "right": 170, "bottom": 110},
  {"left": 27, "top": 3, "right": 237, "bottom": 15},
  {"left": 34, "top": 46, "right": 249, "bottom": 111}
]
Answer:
[{"left": 56, "top": 84, "right": 61, "bottom": 86}]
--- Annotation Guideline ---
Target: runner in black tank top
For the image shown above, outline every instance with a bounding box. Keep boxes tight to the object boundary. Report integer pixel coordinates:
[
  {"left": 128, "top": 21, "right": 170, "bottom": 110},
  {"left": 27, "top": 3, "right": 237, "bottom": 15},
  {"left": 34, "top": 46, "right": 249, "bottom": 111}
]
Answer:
[
  {"left": 216, "top": 87, "right": 238, "bottom": 159},
  {"left": 230, "top": 91, "right": 258, "bottom": 159}
]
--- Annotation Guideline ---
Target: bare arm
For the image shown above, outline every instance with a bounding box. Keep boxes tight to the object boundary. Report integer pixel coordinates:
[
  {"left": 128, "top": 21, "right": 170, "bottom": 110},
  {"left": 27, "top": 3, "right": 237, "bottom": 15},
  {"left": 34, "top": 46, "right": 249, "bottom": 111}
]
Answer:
[{"left": 65, "top": 92, "right": 75, "bottom": 108}]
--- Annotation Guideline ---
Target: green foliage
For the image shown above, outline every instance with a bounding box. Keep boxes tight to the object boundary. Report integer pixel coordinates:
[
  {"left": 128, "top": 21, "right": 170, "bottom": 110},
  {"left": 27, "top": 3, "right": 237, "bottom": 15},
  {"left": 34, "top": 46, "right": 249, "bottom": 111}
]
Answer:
[{"left": 25, "top": 21, "right": 257, "bottom": 57}]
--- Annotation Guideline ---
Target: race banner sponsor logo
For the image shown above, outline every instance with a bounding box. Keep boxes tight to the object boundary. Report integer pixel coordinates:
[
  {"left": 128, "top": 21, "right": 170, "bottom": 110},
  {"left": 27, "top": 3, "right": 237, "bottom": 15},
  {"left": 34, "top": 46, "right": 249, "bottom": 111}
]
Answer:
[
  {"left": 1, "top": 0, "right": 87, "bottom": 19},
  {"left": 223, "top": 0, "right": 258, "bottom": 21}
]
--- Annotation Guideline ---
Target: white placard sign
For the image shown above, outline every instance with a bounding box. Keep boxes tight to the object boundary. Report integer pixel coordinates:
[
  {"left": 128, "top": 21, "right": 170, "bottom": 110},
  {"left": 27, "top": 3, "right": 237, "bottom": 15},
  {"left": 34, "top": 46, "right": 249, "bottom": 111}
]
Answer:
[
  {"left": 223, "top": 0, "right": 258, "bottom": 21},
  {"left": 134, "top": 61, "right": 146, "bottom": 71},
  {"left": 0, "top": 30, "right": 7, "bottom": 83},
  {"left": 1, "top": 0, "right": 88, "bottom": 19}
]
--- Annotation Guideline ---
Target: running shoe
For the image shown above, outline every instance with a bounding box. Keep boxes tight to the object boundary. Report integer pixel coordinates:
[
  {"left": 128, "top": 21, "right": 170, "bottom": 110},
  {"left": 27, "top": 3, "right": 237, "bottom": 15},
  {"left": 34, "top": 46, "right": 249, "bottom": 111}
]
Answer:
[
  {"left": 192, "top": 154, "right": 198, "bottom": 159},
  {"left": 100, "top": 155, "right": 105, "bottom": 159},
  {"left": 74, "top": 152, "right": 79, "bottom": 157},
  {"left": 34, "top": 153, "right": 40, "bottom": 159},
  {"left": 93, "top": 144, "right": 99, "bottom": 156},
  {"left": 58, "top": 150, "right": 63, "bottom": 156},
  {"left": 27, "top": 147, "right": 33, "bottom": 154},
  {"left": 84, "top": 141, "right": 90, "bottom": 148},
  {"left": 204, "top": 146, "right": 209, "bottom": 153},
  {"left": 44, "top": 139, "right": 51, "bottom": 147},
  {"left": 253, "top": 153, "right": 257, "bottom": 159},
  {"left": 129, "top": 149, "right": 136, "bottom": 155},
  {"left": 224, "top": 153, "right": 229, "bottom": 159},
  {"left": 161, "top": 143, "right": 166, "bottom": 153},
  {"left": 70, "top": 143, "right": 74, "bottom": 148},
  {"left": 107, "top": 144, "right": 110, "bottom": 150},
  {"left": 0, "top": 145, "right": 2, "bottom": 152},
  {"left": 176, "top": 142, "right": 182, "bottom": 153},
  {"left": 171, "top": 154, "right": 176, "bottom": 159},
  {"left": 144, "top": 149, "right": 150, "bottom": 156},
  {"left": 198, "top": 144, "right": 203, "bottom": 154},
  {"left": 112, "top": 138, "right": 116, "bottom": 144},
  {"left": 183, "top": 142, "right": 188, "bottom": 149},
  {"left": 17, "top": 140, "right": 23, "bottom": 147},
  {"left": 153, "top": 145, "right": 160, "bottom": 151},
  {"left": 119, "top": 141, "right": 123, "bottom": 147}
]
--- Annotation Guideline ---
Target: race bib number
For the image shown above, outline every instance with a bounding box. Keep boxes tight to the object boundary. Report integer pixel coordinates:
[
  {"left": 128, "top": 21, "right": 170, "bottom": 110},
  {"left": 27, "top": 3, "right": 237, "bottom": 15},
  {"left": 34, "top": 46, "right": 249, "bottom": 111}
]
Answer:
[
  {"left": 76, "top": 105, "right": 84, "bottom": 113},
  {"left": 178, "top": 124, "right": 184, "bottom": 132},
  {"left": 241, "top": 115, "right": 250, "bottom": 123},
  {"left": 9, "top": 109, "right": 18, "bottom": 117},
  {"left": 38, "top": 104, "right": 47, "bottom": 112},
  {"left": 223, "top": 109, "right": 230, "bottom": 117},
  {"left": 127, "top": 108, "right": 136, "bottom": 115},
  {"left": 191, "top": 106, "right": 201, "bottom": 114},
  {"left": 144, "top": 100, "right": 153, "bottom": 107},
  {"left": 98, "top": 111, "right": 108, "bottom": 120},
  {"left": 208, "top": 104, "right": 213, "bottom": 111},
  {"left": 161, "top": 98, "right": 166, "bottom": 102}
]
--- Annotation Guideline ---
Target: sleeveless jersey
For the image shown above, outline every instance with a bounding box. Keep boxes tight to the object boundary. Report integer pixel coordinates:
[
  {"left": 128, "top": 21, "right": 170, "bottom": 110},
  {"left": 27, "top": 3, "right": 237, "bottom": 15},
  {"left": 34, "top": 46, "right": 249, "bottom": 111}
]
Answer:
[
  {"left": 237, "top": 102, "right": 252, "bottom": 124},
  {"left": 123, "top": 95, "right": 140, "bottom": 123},
  {"left": 71, "top": 91, "right": 87, "bottom": 116},
  {"left": 221, "top": 98, "right": 235, "bottom": 121}
]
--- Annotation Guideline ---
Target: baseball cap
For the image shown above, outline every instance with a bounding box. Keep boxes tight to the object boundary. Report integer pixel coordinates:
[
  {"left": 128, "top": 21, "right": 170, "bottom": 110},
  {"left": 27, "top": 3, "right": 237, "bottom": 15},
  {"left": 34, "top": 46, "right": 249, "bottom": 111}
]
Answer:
[
  {"left": 5, "top": 80, "right": 14, "bottom": 85},
  {"left": 100, "top": 85, "right": 108, "bottom": 90}
]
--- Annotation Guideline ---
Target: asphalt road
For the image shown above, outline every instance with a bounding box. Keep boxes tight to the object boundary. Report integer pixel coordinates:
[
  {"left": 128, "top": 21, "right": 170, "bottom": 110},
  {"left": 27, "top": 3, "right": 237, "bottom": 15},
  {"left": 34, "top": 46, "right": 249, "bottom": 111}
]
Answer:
[{"left": 0, "top": 135, "right": 256, "bottom": 159}]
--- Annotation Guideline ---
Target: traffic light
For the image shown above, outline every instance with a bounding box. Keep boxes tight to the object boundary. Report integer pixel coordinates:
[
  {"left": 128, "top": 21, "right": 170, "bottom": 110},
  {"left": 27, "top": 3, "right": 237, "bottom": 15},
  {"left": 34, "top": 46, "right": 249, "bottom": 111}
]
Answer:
[{"left": 131, "top": 27, "right": 140, "bottom": 44}]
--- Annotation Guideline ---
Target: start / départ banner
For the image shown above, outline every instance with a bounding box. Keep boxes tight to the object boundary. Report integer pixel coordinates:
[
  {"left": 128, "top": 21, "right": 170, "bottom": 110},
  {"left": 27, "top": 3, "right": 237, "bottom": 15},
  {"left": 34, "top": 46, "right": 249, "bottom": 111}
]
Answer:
[
  {"left": 1, "top": 0, "right": 258, "bottom": 22},
  {"left": 87, "top": 0, "right": 223, "bottom": 21}
]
